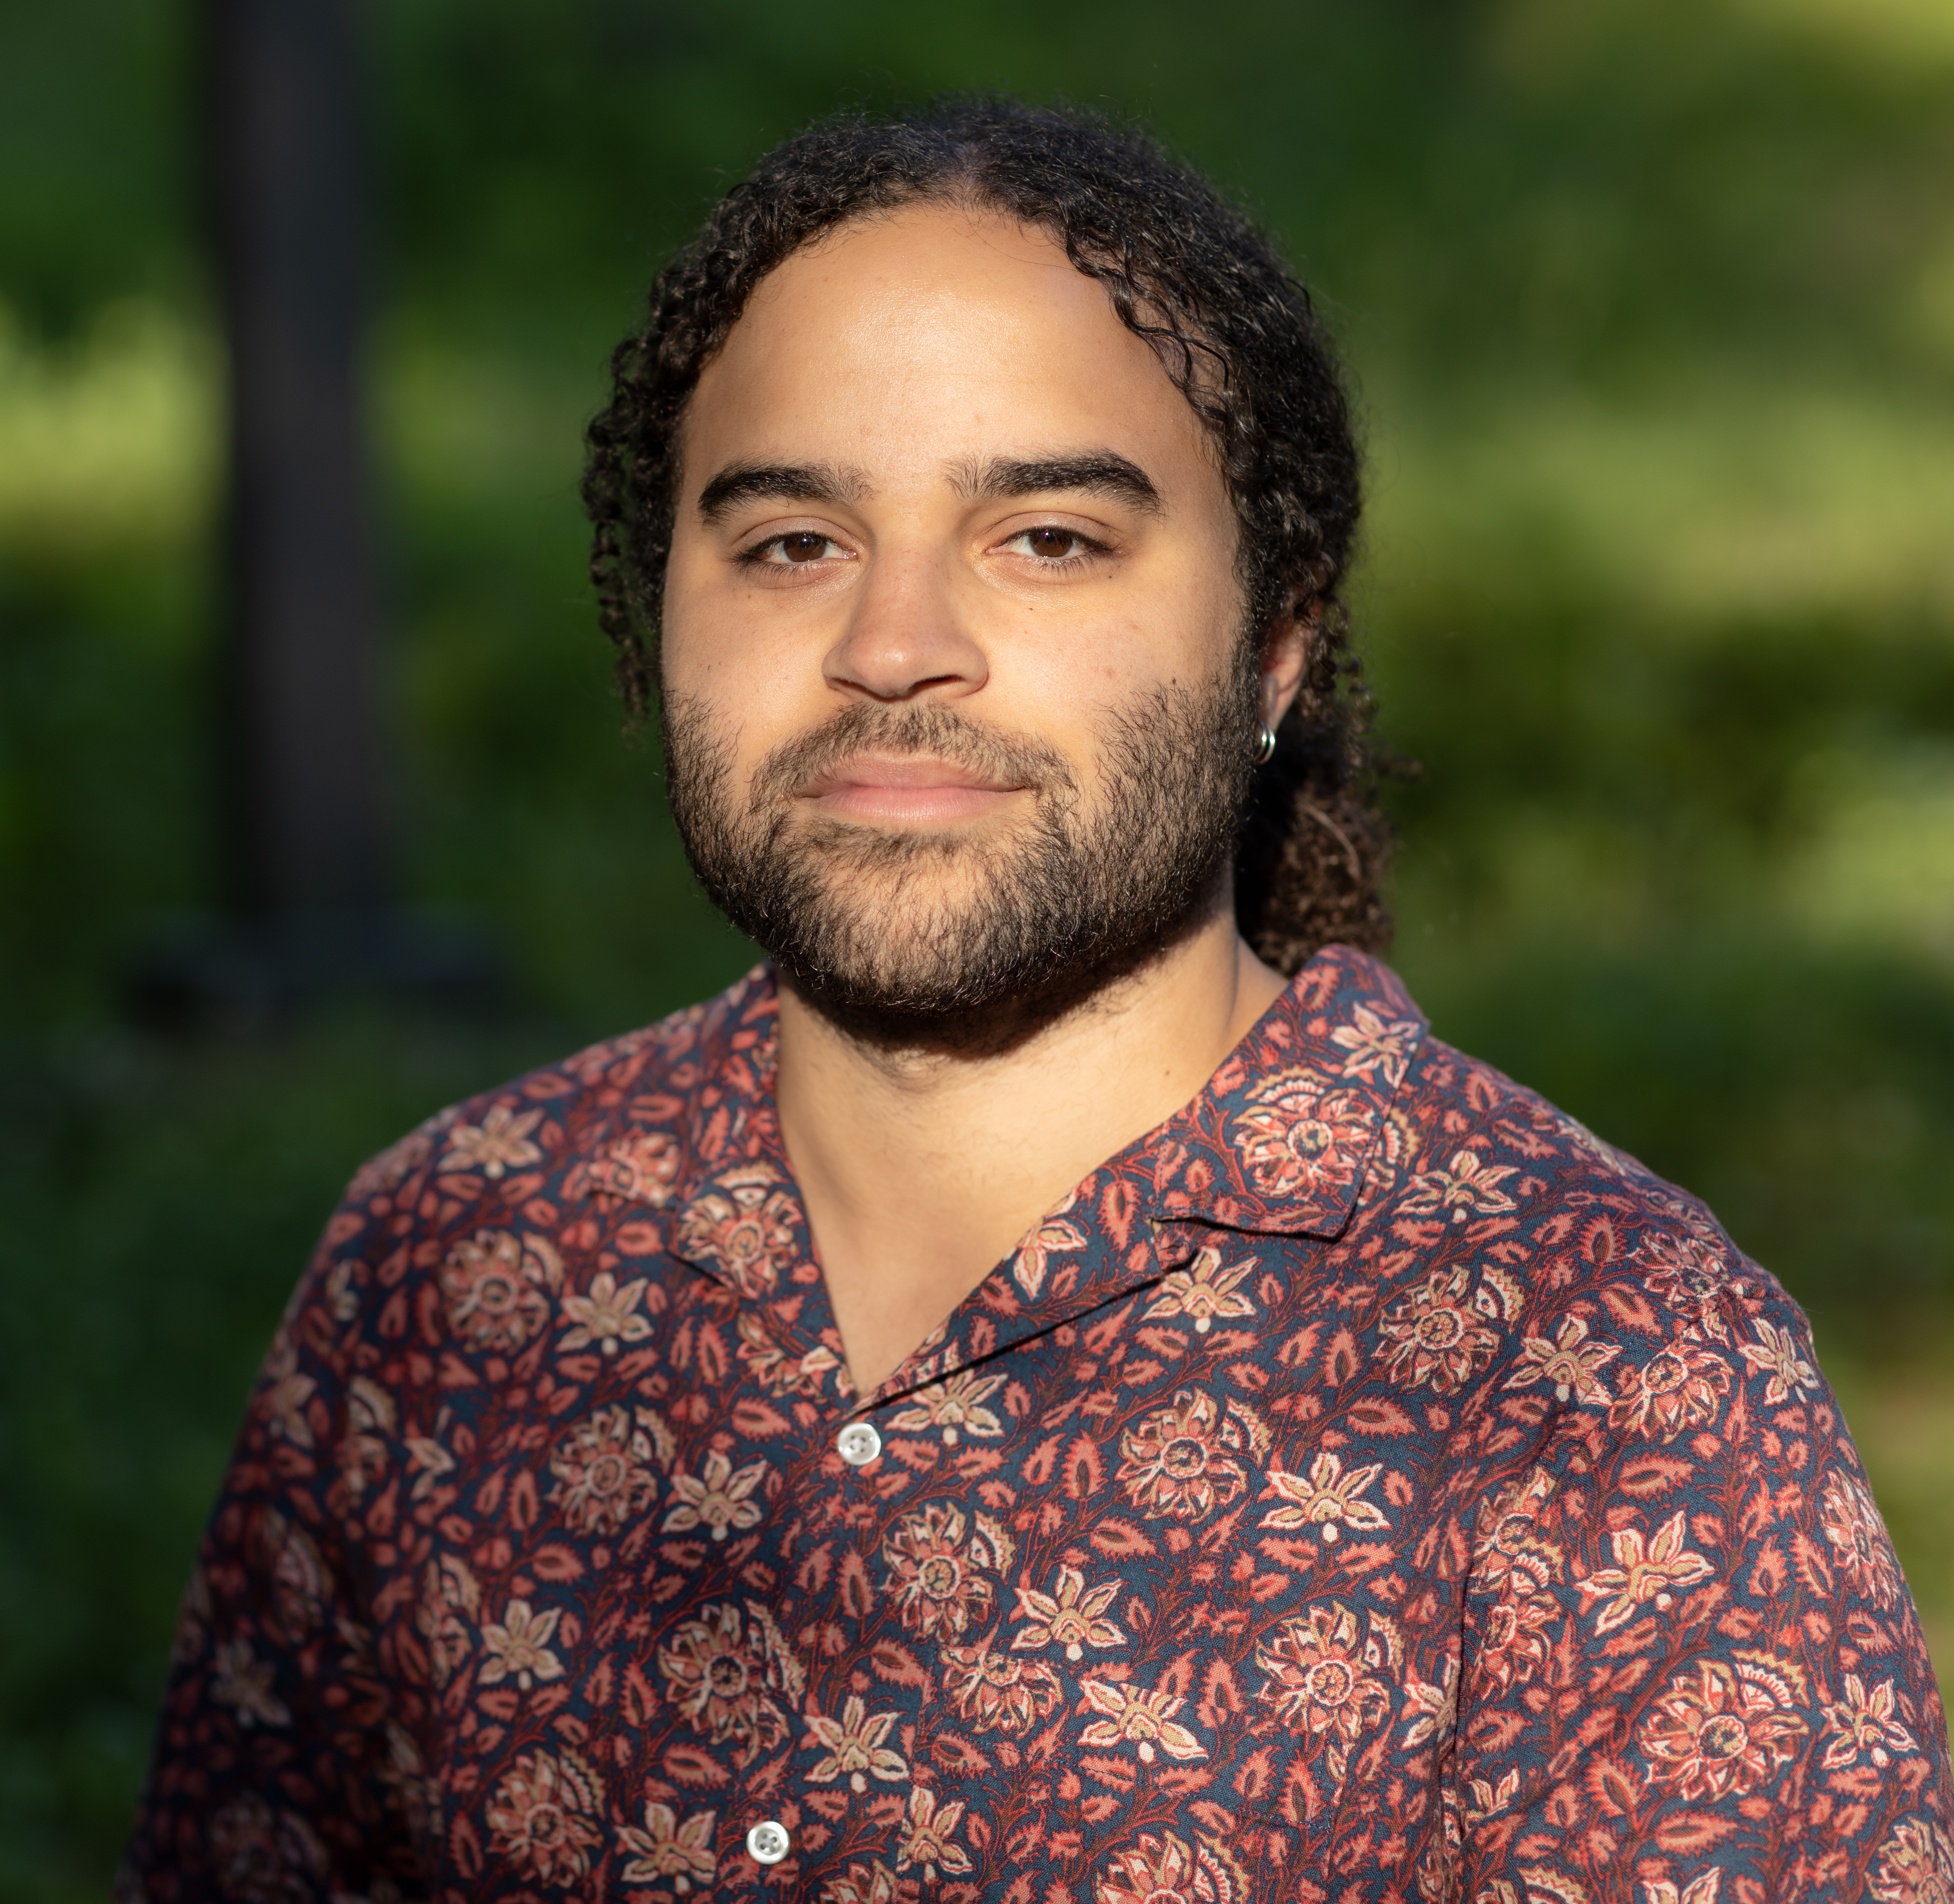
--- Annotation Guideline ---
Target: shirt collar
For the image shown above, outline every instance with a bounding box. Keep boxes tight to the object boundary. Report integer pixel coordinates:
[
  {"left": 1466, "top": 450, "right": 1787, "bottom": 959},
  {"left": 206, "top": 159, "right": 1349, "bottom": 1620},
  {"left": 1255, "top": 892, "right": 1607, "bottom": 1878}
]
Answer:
[
  {"left": 660, "top": 944, "right": 1426, "bottom": 1392},
  {"left": 1147, "top": 942, "right": 1427, "bottom": 1239}
]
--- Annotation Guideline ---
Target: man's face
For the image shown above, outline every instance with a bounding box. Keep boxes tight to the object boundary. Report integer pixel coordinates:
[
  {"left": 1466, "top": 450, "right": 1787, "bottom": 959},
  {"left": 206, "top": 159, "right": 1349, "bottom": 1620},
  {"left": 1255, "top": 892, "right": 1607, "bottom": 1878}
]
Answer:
[{"left": 661, "top": 203, "right": 1267, "bottom": 1030}]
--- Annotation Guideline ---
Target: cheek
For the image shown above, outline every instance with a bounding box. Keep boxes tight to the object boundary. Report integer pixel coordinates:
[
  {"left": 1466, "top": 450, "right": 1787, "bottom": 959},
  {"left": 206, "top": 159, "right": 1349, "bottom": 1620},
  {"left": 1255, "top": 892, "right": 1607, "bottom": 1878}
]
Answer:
[
  {"left": 991, "top": 569, "right": 1235, "bottom": 718},
  {"left": 659, "top": 550, "right": 817, "bottom": 712},
  {"left": 979, "top": 628, "right": 1132, "bottom": 745},
  {"left": 658, "top": 546, "right": 739, "bottom": 697}
]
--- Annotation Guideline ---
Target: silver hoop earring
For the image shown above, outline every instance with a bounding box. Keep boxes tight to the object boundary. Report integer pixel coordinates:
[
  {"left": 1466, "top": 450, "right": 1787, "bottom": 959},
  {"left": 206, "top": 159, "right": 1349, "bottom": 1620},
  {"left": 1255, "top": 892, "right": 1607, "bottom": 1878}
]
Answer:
[{"left": 1253, "top": 723, "right": 1277, "bottom": 765}]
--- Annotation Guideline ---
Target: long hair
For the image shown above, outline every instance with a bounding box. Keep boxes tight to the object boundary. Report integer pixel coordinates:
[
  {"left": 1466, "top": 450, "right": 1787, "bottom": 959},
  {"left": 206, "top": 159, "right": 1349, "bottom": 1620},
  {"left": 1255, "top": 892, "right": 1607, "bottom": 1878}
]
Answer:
[{"left": 583, "top": 98, "right": 1396, "bottom": 972}]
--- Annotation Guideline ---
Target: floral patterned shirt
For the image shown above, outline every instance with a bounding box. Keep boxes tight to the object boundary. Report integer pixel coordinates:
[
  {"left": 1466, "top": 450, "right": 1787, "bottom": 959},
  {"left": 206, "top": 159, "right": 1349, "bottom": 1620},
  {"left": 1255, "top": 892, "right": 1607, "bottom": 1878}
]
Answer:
[{"left": 124, "top": 946, "right": 1953, "bottom": 1904}]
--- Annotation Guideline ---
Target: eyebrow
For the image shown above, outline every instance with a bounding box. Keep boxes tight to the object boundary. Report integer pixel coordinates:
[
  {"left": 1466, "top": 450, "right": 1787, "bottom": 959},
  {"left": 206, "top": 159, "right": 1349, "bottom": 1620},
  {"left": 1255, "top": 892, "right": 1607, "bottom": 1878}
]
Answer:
[
  {"left": 956, "top": 452, "right": 1163, "bottom": 514},
  {"left": 695, "top": 461, "right": 870, "bottom": 523},
  {"left": 696, "top": 450, "right": 1165, "bottom": 525}
]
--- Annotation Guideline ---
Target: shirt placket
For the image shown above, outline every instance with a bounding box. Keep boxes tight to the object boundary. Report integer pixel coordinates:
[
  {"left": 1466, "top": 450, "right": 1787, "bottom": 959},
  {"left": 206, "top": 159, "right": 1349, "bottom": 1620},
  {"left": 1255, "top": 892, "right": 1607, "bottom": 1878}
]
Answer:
[{"left": 668, "top": 1157, "right": 917, "bottom": 1889}]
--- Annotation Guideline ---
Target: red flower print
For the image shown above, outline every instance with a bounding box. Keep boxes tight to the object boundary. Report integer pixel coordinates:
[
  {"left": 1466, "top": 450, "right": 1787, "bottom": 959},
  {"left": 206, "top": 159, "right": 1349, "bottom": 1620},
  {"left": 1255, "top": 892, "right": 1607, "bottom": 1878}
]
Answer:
[
  {"left": 1328, "top": 1002, "right": 1422, "bottom": 1086},
  {"left": 1254, "top": 1603, "right": 1391, "bottom": 1758},
  {"left": 896, "top": 1786, "right": 973, "bottom": 1879},
  {"left": 437, "top": 1101, "right": 544, "bottom": 1180},
  {"left": 1574, "top": 1509, "right": 1714, "bottom": 1633},
  {"left": 345, "top": 1121, "right": 435, "bottom": 1203},
  {"left": 1142, "top": 1244, "right": 1259, "bottom": 1335},
  {"left": 1608, "top": 1341, "right": 1731, "bottom": 1442},
  {"left": 1466, "top": 1767, "right": 1521, "bottom": 1825},
  {"left": 556, "top": 1269, "right": 653, "bottom": 1356},
  {"left": 881, "top": 1502, "right": 1012, "bottom": 1641},
  {"left": 484, "top": 1748, "right": 606, "bottom": 1886},
  {"left": 335, "top": 1375, "right": 394, "bottom": 1501},
  {"left": 1117, "top": 1388, "right": 1267, "bottom": 1520},
  {"left": 1734, "top": 1315, "right": 1818, "bottom": 1403},
  {"left": 616, "top": 1802, "right": 718, "bottom": 1891},
  {"left": 1820, "top": 1468, "right": 1904, "bottom": 1609},
  {"left": 1229, "top": 1066, "right": 1375, "bottom": 1202},
  {"left": 802, "top": 1694, "right": 908, "bottom": 1792},
  {"left": 886, "top": 1369, "right": 1009, "bottom": 1445},
  {"left": 438, "top": 1229, "right": 563, "bottom": 1353},
  {"left": 1641, "top": 1873, "right": 1724, "bottom": 1904},
  {"left": 547, "top": 1404, "right": 661, "bottom": 1536},
  {"left": 1869, "top": 1815, "right": 1954, "bottom": 1904},
  {"left": 1011, "top": 1564, "right": 1127, "bottom": 1661},
  {"left": 655, "top": 1600, "right": 803, "bottom": 1764},
  {"left": 252, "top": 1509, "right": 329, "bottom": 1643},
  {"left": 734, "top": 1308, "right": 841, "bottom": 1397},
  {"left": 1011, "top": 1190, "right": 1089, "bottom": 1300},
  {"left": 661, "top": 1448, "right": 767, "bottom": 1543},
  {"left": 478, "top": 1598, "right": 564, "bottom": 1691},
  {"left": 210, "top": 1638, "right": 289, "bottom": 1729},
  {"left": 206, "top": 1792, "right": 325, "bottom": 1904},
  {"left": 1638, "top": 1656, "right": 1810, "bottom": 1800},
  {"left": 674, "top": 1165, "right": 798, "bottom": 1297},
  {"left": 1095, "top": 1830, "right": 1247, "bottom": 1904},
  {"left": 1399, "top": 1652, "right": 1458, "bottom": 1749},
  {"left": 1514, "top": 1867, "right": 1593, "bottom": 1904},
  {"left": 1377, "top": 1266, "right": 1503, "bottom": 1394},
  {"left": 940, "top": 1640, "right": 1063, "bottom": 1735},
  {"left": 1503, "top": 1313, "right": 1620, "bottom": 1404},
  {"left": 1472, "top": 1466, "right": 1564, "bottom": 1597},
  {"left": 1078, "top": 1677, "right": 1207, "bottom": 1763},
  {"left": 819, "top": 1863, "right": 899, "bottom": 1904},
  {"left": 1477, "top": 1588, "right": 1559, "bottom": 1692},
  {"left": 403, "top": 1426, "right": 455, "bottom": 1502},
  {"left": 1399, "top": 1148, "right": 1521, "bottom": 1225},
  {"left": 256, "top": 1330, "right": 317, "bottom": 1449},
  {"left": 1822, "top": 1675, "right": 1920, "bottom": 1770},
  {"left": 415, "top": 1553, "right": 479, "bottom": 1688},
  {"left": 589, "top": 1126, "right": 682, "bottom": 1207},
  {"left": 1258, "top": 1449, "right": 1390, "bottom": 1543},
  {"left": 1640, "top": 1230, "right": 1737, "bottom": 1341}
]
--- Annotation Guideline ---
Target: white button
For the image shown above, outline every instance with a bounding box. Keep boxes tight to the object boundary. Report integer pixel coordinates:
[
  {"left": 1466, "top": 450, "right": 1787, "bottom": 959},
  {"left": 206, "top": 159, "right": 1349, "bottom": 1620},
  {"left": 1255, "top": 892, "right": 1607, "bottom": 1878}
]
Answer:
[
  {"left": 837, "top": 1420, "right": 882, "bottom": 1466},
  {"left": 746, "top": 1819, "right": 791, "bottom": 1865}
]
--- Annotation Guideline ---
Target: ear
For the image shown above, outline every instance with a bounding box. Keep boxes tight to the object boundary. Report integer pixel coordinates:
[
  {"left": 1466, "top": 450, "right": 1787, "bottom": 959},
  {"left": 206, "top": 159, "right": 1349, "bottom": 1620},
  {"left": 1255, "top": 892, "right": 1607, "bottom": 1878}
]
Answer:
[{"left": 1256, "top": 599, "right": 1314, "bottom": 731}]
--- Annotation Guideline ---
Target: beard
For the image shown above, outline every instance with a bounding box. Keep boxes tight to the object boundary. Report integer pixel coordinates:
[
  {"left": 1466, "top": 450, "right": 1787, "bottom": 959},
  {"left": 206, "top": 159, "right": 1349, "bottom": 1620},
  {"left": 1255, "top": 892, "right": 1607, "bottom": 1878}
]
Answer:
[{"left": 662, "top": 660, "right": 1260, "bottom": 1047}]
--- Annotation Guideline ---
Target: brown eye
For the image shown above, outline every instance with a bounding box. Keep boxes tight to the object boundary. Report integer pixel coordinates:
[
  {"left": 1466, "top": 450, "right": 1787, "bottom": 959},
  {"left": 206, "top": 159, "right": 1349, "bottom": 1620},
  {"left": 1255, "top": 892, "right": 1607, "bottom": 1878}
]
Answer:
[
  {"left": 778, "top": 533, "right": 831, "bottom": 563},
  {"left": 1022, "top": 528, "right": 1081, "bottom": 559}
]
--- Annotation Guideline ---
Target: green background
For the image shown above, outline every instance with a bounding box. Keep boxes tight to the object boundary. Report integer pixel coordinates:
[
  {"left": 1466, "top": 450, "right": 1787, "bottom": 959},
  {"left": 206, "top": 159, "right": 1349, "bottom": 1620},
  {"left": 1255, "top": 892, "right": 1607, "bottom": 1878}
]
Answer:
[{"left": 2, "top": 0, "right": 1951, "bottom": 1894}]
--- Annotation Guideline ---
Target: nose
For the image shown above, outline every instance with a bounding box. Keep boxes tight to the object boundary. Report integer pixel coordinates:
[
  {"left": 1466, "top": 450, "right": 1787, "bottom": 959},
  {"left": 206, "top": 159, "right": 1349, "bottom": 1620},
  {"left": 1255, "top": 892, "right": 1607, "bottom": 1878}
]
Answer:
[{"left": 822, "top": 544, "right": 988, "bottom": 704}]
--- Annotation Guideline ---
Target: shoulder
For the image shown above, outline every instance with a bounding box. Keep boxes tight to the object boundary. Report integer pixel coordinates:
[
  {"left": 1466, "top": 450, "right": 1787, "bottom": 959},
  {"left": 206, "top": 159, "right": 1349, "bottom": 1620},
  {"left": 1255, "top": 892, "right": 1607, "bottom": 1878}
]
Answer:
[
  {"left": 1352, "top": 1026, "right": 1828, "bottom": 1443},
  {"left": 362, "top": 966, "right": 766, "bottom": 1202},
  {"left": 1370, "top": 1037, "right": 1897, "bottom": 1612},
  {"left": 279, "top": 970, "right": 774, "bottom": 1358},
  {"left": 1384, "top": 1027, "right": 1750, "bottom": 1293}
]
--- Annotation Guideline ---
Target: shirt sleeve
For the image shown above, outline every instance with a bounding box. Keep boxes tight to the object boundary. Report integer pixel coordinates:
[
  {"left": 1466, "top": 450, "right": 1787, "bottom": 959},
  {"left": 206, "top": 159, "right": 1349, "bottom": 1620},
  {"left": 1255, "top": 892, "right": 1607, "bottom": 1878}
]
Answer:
[
  {"left": 119, "top": 1205, "right": 429, "bottom": 1904},
  {"left": 1449, "top": 1258, "right": 1954, "bottom": 1904}
]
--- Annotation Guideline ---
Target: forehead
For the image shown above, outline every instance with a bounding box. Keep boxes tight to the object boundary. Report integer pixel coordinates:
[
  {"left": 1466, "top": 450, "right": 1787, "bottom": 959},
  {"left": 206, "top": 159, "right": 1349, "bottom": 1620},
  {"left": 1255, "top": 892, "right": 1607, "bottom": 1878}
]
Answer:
[{"left": 681, "top": 202, "right": 1216, "bottom": 491}]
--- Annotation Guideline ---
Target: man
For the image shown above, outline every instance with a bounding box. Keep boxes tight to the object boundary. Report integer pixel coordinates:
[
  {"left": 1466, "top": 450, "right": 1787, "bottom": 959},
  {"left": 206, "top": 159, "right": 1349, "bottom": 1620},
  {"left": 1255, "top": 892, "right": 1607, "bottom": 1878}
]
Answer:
[{"left": 127, "top": 101, "right": 1950, "bottom": 1904}]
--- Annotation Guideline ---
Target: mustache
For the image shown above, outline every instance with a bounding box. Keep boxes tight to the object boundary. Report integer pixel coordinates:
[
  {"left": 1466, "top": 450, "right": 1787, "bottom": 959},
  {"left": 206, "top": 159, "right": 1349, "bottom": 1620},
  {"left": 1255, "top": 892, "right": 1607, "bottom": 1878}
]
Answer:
[{"left": 746, "top": 701, "right": 1077, "bottom": 812}]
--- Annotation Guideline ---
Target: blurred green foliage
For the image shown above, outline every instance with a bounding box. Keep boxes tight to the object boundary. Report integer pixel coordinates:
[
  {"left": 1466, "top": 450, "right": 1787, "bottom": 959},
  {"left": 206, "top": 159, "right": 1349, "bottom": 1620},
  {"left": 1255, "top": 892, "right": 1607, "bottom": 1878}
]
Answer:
[{"left": 2, "top": 0, "right": 1951, "bottom": 1894}]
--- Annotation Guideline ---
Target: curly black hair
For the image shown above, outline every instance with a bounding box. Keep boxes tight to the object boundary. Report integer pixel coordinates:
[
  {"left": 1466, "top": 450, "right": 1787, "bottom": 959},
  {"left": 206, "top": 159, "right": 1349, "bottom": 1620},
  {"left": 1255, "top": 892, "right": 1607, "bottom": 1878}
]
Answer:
[{"left": 584, "top": 97, "right": 1395, "bottom": 974}]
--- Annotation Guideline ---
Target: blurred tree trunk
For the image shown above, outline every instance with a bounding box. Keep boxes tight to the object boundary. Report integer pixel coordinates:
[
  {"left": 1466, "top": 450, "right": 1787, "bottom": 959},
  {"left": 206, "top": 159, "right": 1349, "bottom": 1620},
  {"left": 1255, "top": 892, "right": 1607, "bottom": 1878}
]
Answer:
[
  {"left": 139, "top": 0, "right": 492, "bottom": 1019},
  {"left": 208, "top": 0, "right": 388, "bottom": 919}
]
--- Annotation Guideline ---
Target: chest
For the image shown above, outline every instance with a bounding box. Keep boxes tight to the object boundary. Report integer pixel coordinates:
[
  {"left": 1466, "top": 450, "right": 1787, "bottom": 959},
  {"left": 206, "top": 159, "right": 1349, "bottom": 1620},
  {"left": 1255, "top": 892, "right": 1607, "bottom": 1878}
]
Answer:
[{"left": 384, "top": 1253, "right": 1478, "bottom": 1899}]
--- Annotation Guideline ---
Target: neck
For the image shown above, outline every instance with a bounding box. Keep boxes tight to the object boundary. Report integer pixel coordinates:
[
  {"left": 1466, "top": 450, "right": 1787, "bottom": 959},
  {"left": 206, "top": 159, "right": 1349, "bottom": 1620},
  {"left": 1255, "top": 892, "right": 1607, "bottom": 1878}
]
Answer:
[{"left": 772, "top": 897, "right": 1288, "bottom": 1398}]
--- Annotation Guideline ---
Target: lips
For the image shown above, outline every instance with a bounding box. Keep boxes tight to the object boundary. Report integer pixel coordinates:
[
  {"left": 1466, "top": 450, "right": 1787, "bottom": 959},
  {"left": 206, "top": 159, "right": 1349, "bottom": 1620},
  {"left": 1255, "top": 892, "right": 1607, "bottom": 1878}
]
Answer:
[
  {"left": 803, "top": 753, "right": 1021, "bottom": 798},
  {"left": 800, "top": 752, "right": 1026, "bottom": 825},
  {"left": 745, "top": 705, "right": 1073, "bottom": 823}
]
